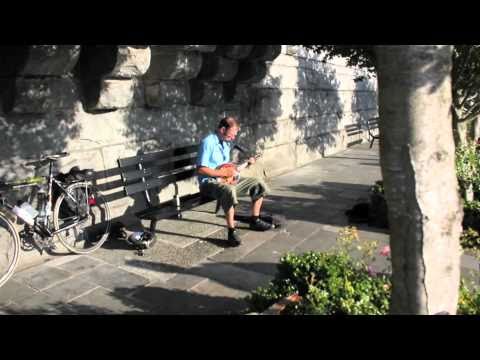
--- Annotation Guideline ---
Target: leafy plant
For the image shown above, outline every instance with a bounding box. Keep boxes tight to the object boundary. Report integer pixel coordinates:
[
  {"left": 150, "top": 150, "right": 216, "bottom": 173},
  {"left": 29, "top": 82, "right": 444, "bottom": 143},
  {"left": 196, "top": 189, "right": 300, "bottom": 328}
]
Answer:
[
  {"left": 455, "top": 141, "right": 480, "bottom": 198},
  {"left": 460, "top": 227, "right": 480, "bottom": 250},
  {"left": 458, "top": 279, "right": 480, "bottom": 315},
  {"left": 245, "top": 227, "right": 391, "bottom": 315},
  {"left": 371, "top": 180, "right": 384, "bottom": 195},
  {"left": 462, "top": 200, "right": 480, "bottom": 252},
  {"left": 246, "top": 226, "right": 480, "bottom": 315}
]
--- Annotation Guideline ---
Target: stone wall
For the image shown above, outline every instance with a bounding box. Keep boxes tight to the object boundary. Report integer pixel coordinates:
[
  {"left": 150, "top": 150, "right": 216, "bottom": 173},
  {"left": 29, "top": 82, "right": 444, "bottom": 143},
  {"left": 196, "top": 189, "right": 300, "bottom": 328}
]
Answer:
[{"left": 0, "top": 45, "right": 377, "bottom": 220}]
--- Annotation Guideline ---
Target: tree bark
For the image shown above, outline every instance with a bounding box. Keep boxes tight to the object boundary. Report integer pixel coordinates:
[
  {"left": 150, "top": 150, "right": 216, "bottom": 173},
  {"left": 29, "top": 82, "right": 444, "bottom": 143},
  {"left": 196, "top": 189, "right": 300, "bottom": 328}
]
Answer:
[{"left": 375, "top": 45, "right": 463, "bottom": 314}]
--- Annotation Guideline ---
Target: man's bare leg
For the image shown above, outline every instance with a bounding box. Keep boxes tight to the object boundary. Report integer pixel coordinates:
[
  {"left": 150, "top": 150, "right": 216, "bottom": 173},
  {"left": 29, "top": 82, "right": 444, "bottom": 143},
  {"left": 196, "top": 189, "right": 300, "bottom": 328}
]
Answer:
[
  {"left": 226, "top": 206, "right": 241, "bottom": 246},
  {"left": 252, "top": 197, "right": 263, "bottom": 217},
  {"left": 250, "top": 197, "right": 271, "bottom": 231},
  {"left": 226, "top": 206, "right": 235, "bottom": 228}
]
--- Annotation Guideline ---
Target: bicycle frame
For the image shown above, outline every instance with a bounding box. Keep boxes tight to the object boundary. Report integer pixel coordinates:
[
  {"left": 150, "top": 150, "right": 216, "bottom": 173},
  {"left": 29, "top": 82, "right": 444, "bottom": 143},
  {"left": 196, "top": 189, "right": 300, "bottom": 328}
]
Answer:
[{"left": 0, "top": 160, "right": 90, "bottom": 239}]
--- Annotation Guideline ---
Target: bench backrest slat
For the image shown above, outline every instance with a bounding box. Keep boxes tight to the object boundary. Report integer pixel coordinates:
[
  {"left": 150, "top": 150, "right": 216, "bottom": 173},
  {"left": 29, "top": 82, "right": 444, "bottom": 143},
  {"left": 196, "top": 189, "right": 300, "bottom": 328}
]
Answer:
[
  {"left": 118, "top": 144, "right": 198, "bottom": 168},
  {"left": 367, "top": 117, "right": 379, "bottom": 130},
  {"left": 121, "top": 157, "right": 197, "bottom": 184},
  {"left": 124, "top": 167, "right": 196, "bottom": 196}
]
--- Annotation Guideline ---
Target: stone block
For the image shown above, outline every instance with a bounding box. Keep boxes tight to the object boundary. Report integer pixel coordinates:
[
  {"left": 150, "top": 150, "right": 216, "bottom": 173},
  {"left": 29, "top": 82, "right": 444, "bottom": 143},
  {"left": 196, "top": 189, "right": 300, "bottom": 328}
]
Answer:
[
  {"left": 295, "top": 140, "right": 325, "bottom": 167},
  {"left": 0, "top": 279, "right": 37, "bottom": 306},
  {"left": 145, "top": 50, "right": 202, "bottom": 80},
  {"left": 209, "top": 229, "right": 278, "bottom": 263},
  {"left": 254, "top": 118, "right": 302, "bottom": 149},
  {"left": 56, "top": 149, "right": 105, "bottom": 181},
  {"left": 197, "top": 53, "right": 239, "bottom": 82},
  {"left": 254, "top": 64, "right": 299, "bottom": 89},
  {"left": 144, "top": 80, "right": 190, "bottom": 107},
  {"left": 258, "top": 143, "right": 297, "bottom": 178},
  {"left": 3, "top": 292, "right": 73, "bottom": 315},
  {"left": 248, "top": 45, "right": 282, "bottom": 61},
  {"left": 5, "top": 77, "right": 78, "bottom": 114},
  {"left": 292, "top": 228, "right": 339, "bottom": 254},
  {"left": 189, "top": 80, "right": 223, "bottom": 106},
  {"left": 75, "top": 45, "right": 150, "bottom": 79},
  {"left": 69, "top": 287, "right": 152, "bottom": 314},
  {"left": 13, "top": 265, "right": 72, "bottom": 291},
  {"left": 107, "top": 46, "right": 151, "bottom": 78},
  {"left": 217, "top": 45, "right": 254, "bottom": 59},
  {"left": 189, "top": 279, "right": 250, "bottom": 314},
  {"left": 249, "top": 88, "right": 283, "bottom": 121},
  {"left": 42, "top": 276, "right": 99, "bottom": 303},
  {"left": 55, "top": 255, "right": 104, "bottom": 274},
  {"left": 188, "top": 260, "right": 273, "bottom": 292},
  {"left": 84, "top": 78, "right": 135, "bottom": 111},
  {"left": 0, "top": 45, "right": 80, "bottom": 77},
  {"left": 76, "top": 264, "right": 150, "bottom": 294},
  {"left": 236, "top": 61, "right": 267, "bottom": 83},
  {"left": 162, "top": 273, "right": 207, "bottom": 291}
]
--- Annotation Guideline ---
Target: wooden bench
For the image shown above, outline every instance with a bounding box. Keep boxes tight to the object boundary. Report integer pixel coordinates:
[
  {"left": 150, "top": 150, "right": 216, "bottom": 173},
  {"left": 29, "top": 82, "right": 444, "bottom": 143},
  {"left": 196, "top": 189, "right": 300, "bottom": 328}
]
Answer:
[
  {"left": 345, "top": 124, "right": 363, "bottom": 147},
  {"left": 117, "top": 144, "right": 218, "bottom": 234},
  {"left": 345, "top": 117, "right": 380, "bottom": 148},
  {"left": 366, "top": 117, "right": 379, "bottom": 148}
]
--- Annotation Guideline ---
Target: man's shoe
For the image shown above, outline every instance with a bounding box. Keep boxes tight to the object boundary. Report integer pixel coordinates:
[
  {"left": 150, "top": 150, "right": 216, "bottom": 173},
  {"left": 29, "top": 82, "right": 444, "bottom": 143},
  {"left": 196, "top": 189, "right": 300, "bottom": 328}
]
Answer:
[
  {"left": 227, "top": 230, "right": 242, "bottom": 247},
  {"left": 250, "top": 218, "right": 272, "bottom": 231}
]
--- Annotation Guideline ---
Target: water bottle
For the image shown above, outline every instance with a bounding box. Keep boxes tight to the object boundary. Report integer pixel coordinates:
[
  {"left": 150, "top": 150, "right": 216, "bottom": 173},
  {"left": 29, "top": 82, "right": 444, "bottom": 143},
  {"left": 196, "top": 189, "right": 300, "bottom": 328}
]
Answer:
[{"left": 12, "top": 202, "right": 39, "bottom": 226}]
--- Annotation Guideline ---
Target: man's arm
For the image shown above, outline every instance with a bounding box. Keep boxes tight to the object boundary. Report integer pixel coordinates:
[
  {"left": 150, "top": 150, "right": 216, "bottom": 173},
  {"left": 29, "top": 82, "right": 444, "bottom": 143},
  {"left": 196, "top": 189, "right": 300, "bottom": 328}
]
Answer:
[
  {"left": 196, "top": 138, "right": 236, "bottom": 179},
  {"left": 198, "top": 166, "right": 236, "bottom": 178}
]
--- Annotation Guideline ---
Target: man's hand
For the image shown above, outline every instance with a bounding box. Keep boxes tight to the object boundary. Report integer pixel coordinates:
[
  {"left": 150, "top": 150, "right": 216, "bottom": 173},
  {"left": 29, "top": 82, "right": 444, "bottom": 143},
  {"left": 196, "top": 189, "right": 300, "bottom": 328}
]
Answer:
[{"left": 219, "top": 166, "right": 237, "bottom": 178}]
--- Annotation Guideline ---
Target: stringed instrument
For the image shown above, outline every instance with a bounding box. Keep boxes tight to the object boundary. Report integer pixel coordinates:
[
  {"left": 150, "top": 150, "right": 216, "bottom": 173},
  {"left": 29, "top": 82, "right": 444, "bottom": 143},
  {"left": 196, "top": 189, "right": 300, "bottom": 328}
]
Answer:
[{"left": 216, "top": 154, "right": 262, "bottom": 185}]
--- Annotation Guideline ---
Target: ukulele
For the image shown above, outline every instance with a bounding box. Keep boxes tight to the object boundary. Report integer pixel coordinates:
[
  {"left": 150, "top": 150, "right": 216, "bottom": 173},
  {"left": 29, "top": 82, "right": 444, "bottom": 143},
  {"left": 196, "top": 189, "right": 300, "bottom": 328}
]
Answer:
[{"left": 216, "top": 154, "right": 262, "bottom": 185}]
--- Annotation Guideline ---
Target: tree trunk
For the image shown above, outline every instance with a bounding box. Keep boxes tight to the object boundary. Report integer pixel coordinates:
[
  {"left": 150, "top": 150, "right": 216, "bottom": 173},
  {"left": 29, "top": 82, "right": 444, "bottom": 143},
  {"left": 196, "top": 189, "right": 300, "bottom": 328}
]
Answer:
[{"left": 375, "top": 45, "right": 463, "bottom": 314}]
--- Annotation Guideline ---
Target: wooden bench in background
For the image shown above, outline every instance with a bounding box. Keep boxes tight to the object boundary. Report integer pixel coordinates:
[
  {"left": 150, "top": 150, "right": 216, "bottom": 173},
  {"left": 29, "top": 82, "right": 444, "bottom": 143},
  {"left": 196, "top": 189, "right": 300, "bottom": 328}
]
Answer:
[
  {"left": 345, "top": 117, "right": 380, "bottom": 148},
  {"left": 366, "top": 117, "right": 379, "bottom": 148}
]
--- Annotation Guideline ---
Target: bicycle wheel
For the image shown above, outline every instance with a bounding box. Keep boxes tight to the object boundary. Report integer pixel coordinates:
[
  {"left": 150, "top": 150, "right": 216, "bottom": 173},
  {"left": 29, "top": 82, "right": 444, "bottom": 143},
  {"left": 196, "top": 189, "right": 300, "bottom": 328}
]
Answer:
[
  {"left": 53, "top": 182, "right": 111, "bottom": 254},
  {"left": 0, "top": 212, "right": 20, "bottom": 288}
]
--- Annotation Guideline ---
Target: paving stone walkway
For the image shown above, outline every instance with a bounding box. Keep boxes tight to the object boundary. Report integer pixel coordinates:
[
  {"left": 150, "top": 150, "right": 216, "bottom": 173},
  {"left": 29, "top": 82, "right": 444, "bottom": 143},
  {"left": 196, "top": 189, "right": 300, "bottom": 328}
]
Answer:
[{"left": 1, "top": 143, "right": 478, "bottom": 315}]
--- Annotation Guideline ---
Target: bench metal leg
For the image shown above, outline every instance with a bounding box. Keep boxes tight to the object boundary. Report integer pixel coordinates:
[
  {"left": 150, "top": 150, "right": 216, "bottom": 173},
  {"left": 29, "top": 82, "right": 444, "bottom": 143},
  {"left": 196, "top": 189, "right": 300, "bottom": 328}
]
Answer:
[
  {"left": 370, "top": 138, "right": 375, "bottom": 148},
  {"left": 215, "top": 200, "right": 221, "bottom": 214},
  {"left": 173, "top": 182, "right": 182, "bottom": 219},
  {"left": 149, "top": 219, "right": 158, "bottom": 234}
]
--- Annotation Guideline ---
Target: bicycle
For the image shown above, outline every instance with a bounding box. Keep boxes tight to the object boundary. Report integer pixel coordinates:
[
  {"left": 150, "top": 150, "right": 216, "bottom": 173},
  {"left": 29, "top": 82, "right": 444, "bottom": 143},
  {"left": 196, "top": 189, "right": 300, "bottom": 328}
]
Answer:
[{"left": 0, "top": 152, "right": 111, "bottom": 288}]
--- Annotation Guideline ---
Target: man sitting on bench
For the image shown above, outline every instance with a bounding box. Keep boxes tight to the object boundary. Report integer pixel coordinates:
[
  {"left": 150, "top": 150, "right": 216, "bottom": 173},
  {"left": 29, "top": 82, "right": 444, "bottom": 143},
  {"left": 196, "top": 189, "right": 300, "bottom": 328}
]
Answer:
[{"left": 197, "top": 116, "right": 272, "bottom": 247}]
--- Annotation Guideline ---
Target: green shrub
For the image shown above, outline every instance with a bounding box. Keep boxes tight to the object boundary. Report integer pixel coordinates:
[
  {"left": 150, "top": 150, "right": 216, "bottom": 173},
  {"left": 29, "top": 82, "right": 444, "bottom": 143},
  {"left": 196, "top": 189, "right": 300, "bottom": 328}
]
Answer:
[
  {"left": 458, "top": 279, "right": 480, "bottom": 315},
  {"left": 246, "top": 226, "right": 480, "bottom": 315},
  {"left": 245, "top": 227, "right": 391, "bottom": 315},
  {"left": 455, "top": 141, "right": 480, "bottom": 197},
  {"left": 371, "top": 180, "right": 384, "bottom": 195},
  {"left": 461, "top": 200, "right": 480, "bottom": 252},
  {"left": 246, "top": 251, "right": 391, "bottom": 315},
  {"left": 460, "top": 227, "right": 480, "bottom": 249}
]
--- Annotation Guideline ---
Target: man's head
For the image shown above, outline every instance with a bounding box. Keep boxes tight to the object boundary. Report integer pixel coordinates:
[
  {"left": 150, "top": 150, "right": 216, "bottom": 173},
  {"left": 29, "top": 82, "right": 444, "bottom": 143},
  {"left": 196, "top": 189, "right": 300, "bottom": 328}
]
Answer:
[{"left": 217, "top": 116, "right": 240, "bottom": 141}]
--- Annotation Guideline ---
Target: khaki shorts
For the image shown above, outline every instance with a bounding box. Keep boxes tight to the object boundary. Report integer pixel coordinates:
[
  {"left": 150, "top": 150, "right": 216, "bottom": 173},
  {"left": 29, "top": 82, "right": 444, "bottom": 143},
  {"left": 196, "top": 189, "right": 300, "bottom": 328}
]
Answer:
[{"left": 199, "top": 176, "right": 269, "bottom": 213}]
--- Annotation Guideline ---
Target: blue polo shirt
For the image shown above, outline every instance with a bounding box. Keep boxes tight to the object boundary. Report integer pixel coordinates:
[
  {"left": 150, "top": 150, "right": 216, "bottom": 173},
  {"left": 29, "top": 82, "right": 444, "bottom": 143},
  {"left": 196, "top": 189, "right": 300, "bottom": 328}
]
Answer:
[{"left": 196, "top": 133, "right": 231, "bottom": 184}]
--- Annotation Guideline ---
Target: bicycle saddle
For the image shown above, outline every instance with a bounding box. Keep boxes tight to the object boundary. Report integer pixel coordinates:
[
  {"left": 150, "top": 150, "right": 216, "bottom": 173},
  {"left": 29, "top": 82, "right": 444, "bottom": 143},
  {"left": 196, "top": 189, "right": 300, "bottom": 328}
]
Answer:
[
  {"left": 24, "top": 152, "right": 69, "bottom": 168},
  {"left": 0, "top": 181, "right": 11, "bottom": 191}
]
